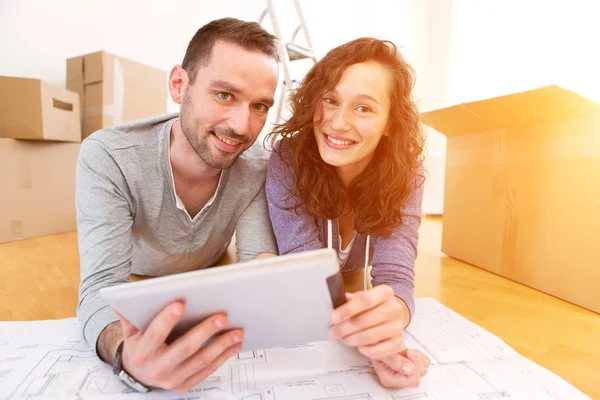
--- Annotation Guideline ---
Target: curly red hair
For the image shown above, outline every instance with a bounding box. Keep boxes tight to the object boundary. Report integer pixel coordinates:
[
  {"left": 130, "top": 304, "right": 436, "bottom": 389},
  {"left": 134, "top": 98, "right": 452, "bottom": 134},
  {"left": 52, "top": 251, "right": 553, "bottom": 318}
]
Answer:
[{"left": 268, "top": 38, "right": 425, "bottom": 237}]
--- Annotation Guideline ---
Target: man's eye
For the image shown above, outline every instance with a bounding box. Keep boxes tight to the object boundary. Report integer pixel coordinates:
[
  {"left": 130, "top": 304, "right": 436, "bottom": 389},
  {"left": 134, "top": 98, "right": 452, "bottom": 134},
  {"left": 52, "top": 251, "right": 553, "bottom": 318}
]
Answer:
[
  {"left": 254, "top": 104, "right": 267, "bottom": 112},
  {"left": 217, "top": 92, "right": 230, "bottom": 100}
]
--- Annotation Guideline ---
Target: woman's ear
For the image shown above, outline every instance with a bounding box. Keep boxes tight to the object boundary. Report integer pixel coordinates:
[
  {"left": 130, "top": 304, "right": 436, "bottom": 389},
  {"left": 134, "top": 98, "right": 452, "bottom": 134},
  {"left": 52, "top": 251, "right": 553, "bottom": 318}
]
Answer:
[{"left": 382, "top": 121, "right": 392, "bottom": 137}]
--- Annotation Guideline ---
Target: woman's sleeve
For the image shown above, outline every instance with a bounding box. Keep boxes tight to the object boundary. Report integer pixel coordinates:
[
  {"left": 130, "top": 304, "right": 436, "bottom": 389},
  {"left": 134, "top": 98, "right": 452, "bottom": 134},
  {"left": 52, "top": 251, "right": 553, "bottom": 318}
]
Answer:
[
  {"left": 370, "top": 181, "right": 425, "bottom": 324},
  {"left": 265, "top": 149, "right": 324, "bottom": 255}
]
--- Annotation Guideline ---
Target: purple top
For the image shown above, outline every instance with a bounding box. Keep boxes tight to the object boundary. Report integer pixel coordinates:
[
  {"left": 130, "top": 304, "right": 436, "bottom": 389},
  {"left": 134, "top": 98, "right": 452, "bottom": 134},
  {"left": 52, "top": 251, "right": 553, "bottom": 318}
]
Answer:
[{"left": 265, "top": 143, "right": 424, "bottom": 322}]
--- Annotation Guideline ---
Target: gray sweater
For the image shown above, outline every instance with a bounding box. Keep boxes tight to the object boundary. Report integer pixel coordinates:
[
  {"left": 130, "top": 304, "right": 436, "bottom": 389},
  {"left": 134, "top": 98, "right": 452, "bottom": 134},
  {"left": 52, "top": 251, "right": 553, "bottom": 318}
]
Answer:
[
  {"left": 76, "top": 114, "right": 278, "bottom": 350},
  {"left": 266, "top": 142, "right": 423, "bottom": 321}
]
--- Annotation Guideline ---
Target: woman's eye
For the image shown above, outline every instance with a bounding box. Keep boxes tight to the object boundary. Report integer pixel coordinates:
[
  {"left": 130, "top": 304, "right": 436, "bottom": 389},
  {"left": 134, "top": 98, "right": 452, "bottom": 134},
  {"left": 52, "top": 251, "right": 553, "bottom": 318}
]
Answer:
[
  {"left": 357, "top": 105, "right": 373, "bottom": 113},
  {"left": 218, "top": 92, "right": 230, "bottom": 100},
  {"left": 323, "top": 98, "right": 337, "bottom": 105}
]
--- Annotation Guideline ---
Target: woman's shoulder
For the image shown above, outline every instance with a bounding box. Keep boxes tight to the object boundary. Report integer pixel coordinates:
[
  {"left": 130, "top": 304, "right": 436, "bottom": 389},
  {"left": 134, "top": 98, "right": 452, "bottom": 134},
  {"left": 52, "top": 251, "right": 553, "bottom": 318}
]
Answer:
[
  {"left": 266, "top": 137, "right": 298, "bottom": 194},
  {"left": 268, "top": 137, "right": 295, "bottom": 170}
]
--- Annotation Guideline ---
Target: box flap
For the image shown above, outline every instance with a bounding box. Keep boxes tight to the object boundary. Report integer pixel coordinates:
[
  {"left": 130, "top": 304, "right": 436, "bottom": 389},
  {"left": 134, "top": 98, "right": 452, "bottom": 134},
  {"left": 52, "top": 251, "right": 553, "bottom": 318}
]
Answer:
[
  {"left": 0, "top": 76, "right": 43, "bottom": 139},
  {"left": 66, "top": 57, "right": 84, "bottom": 114},
  {"left": 83, "top": 51, "right": 105, "bottom": 84},
  {"left": 421, "top": 85, "right": 600, "bottom": 137}
]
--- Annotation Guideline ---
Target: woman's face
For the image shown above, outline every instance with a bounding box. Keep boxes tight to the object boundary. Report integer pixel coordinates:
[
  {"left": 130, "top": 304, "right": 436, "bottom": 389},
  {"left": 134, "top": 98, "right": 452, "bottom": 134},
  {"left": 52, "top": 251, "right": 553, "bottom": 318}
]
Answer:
[{"left": 313, "top": 61, "right": 392, "bottom": 182}]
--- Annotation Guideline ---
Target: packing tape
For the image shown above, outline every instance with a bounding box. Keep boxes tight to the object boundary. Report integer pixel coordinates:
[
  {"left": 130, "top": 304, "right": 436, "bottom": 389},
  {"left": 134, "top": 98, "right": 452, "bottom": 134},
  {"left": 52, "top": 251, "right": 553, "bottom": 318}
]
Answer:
[
  {"left": 81, "top": 57, "right": 125, "bottom": 124},
  {"left": 112, "top": 57, "right": 124, "bottom": 125},
  {"left": 10, "top": 220, "right": 24, "bottom": 241},
  {"left": 491, "top": 130, "right": 506, "bottom": 198},
  {"left": 501, "top": 188, "right": 519, "bottom": 275},
  {"left": 492, "top": 130, "right": 519, "bottom": 275},
  {"left": 83, "top": 104, "right": 124, "bottom": 119}
]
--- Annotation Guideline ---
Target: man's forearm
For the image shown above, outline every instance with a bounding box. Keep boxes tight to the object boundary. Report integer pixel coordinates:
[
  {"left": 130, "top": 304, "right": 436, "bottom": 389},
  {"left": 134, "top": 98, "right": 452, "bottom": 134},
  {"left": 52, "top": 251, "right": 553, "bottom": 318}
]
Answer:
[{"left": 97, "top": 321, "right": 124, "bottom": 365}]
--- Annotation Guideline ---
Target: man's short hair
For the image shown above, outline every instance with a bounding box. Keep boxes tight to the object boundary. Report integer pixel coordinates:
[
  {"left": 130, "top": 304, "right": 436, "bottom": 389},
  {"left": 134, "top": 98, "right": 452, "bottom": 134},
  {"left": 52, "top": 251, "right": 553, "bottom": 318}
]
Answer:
[{"left": 182, "top": 17, "right": 279, "bottom": 84}]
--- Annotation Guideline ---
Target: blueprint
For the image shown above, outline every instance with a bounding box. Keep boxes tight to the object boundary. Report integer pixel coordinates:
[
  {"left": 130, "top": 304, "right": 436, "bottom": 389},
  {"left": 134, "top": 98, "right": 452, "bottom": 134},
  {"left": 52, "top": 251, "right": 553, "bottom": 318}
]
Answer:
[{"left": 0, "top": 299, "right": 590, "bottom": 400}]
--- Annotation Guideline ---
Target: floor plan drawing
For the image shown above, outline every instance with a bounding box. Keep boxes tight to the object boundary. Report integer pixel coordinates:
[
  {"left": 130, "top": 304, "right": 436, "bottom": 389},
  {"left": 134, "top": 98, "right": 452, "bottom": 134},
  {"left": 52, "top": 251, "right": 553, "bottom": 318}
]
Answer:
[
  {"left": 392, "top": 394, "right": 430, "bottom": 400},
  {"left": 235, "top": 350, "right": 267, "bottom": 364},
  {"left": 6, "top": 342, "right": 133, "bottom": 399},
  {"left": 0, "top": 299, "right": 590, "bottom": 400},
  {"left": 313, "top": 393, "right": 375, "bottom": 400},
  {"left": 231, "top": 363, "right": 258, "bottom": 393}
]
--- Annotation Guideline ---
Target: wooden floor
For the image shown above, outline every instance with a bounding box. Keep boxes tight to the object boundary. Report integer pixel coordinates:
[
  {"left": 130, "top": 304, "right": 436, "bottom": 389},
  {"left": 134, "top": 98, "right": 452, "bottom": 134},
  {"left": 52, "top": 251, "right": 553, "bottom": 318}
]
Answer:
[{"left": 0, "top": 216, "right": 598, "bottom": 398}]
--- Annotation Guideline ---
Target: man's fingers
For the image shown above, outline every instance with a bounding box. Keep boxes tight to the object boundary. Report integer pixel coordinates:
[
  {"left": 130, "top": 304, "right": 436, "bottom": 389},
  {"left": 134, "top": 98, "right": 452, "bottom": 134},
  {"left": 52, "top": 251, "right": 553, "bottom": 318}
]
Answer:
[
  {"left": 135, "top": 301, "right": 185, "bottom": 363},
  {"left": 331, "top": 286, "right": 394, "bottom": 325},
  {"left": 159, "top": 315, "right": 237, "bottom": 375},
  {"left": 174, "top": 342, "right": 243, "bottom": 393},
  {"left": 111, "top": 307, "right": 139, "bottom": 338},
  {"left": 172, "top": 329, "right": 243, "bottom": 386}
]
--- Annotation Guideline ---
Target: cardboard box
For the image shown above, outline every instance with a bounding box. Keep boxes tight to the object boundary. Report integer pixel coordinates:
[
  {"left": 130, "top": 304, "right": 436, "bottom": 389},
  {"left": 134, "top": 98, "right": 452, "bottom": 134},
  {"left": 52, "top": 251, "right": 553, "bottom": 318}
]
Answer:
[
  {"left": 67, "top": 51, "right": 167, "bottom": 139},
  {"left": 421, "top": 85, "right": 600, "bottom": 313},
  {"left": 0, "top": 76, "right": 81, "bottom": 142},
  {"left": 0, "top": 138, "right": 80, "bottom": 244}
]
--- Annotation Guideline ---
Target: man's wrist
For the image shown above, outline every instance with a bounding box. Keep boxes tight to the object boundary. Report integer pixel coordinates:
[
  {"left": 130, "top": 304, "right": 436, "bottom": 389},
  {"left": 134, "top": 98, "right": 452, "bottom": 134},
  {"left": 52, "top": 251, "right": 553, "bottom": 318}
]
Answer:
[
  {"left": 112, "top": 340, "right": 151, "bottom": 393},
  {"left": 97, "top": 321, "right": 123, "bottom": 365}
]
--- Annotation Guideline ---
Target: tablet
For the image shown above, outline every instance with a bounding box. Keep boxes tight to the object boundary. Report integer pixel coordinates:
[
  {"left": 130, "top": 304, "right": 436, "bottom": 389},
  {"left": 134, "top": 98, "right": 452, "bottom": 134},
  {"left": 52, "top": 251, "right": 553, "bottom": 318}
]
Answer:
[{"left": 100, "top": 248, "right": 346, "bottom": 351}]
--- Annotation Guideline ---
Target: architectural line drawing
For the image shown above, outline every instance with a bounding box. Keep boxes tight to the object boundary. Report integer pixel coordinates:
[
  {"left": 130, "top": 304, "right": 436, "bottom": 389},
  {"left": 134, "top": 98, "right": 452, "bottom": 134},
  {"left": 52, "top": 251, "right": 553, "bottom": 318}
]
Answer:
[
  {"left": 392, "top": 394, "right": 429, "bottom": 400},
  {"left": 313, "top": 393, "right": 374, "bottom": 400},
  {"left": 1, "top": 299, "right": 589, "bottom": 400},
  {"left": 8, "top": 349, "right": 132, "bottom": 399}
]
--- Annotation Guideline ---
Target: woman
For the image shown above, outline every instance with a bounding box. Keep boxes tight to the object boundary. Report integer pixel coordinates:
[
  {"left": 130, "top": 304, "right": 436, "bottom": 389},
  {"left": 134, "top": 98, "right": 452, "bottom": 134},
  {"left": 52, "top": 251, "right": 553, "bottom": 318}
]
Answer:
[{"left": 266, "top": 38, "right": 429, "bottom": 389}]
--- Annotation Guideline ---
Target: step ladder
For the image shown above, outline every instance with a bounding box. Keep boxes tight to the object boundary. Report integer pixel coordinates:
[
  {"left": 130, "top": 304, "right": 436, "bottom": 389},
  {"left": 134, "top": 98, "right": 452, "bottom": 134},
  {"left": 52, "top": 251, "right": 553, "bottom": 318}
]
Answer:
[{"left": 259, "top": 0, "right": 318, "bottom": 124}]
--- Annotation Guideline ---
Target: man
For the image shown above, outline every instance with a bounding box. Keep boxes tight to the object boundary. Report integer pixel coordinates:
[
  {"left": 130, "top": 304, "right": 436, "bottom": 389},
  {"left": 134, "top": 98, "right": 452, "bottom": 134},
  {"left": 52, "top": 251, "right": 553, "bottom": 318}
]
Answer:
[{"left": 76, "top": 18, "right": 279, "bottom": 393}]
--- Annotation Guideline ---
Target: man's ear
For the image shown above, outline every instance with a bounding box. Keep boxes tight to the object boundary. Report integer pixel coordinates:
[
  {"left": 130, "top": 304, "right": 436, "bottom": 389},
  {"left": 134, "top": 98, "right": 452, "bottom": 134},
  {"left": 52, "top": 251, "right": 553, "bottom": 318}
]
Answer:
[{"left": 168, "top": 65, "right": 188, "bottom": 105}]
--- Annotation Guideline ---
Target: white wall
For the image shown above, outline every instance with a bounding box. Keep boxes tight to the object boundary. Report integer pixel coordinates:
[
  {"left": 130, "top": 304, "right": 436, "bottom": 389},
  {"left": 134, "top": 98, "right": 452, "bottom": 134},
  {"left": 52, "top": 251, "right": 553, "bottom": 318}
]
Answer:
[
  {"left": 408, "top": 0, "right": 453, "bottom": 214},
  {"left": 0, "top": 0, "right": 266, "bottom": 114},
  {"left": 0, "top": 0, "right": 422, "bottom": 114},
  {"left": 446, "top": 0, "right": 600, "bottom": 105}
]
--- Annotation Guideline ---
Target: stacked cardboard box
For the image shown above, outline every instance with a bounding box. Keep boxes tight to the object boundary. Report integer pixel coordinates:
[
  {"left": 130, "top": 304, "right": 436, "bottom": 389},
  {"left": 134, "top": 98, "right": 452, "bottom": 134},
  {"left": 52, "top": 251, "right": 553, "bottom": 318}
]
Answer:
[
  {"left": 0, "top": 139, "right": 81, "bottom": 243},
  {"left": 421, "top": 85, "right": 600, "bottom": 313},
  {"left": 0, "top": 76, "right": 81, "bottom": 142},
  {"left": 0, "top": 51, "right": 167, "bottom": 244},
  {"left": 67, "top": 51, "right": 167, "bottom": 139},
  {"left": 0, "top": 76, "right": 82, "bottom": 243}
]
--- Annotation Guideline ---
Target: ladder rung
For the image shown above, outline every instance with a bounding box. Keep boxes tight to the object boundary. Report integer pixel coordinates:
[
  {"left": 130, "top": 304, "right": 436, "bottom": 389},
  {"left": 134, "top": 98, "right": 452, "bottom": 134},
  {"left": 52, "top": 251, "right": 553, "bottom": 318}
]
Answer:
[{"left": 285, "top": 42, "right": 315, "bottom": 61}]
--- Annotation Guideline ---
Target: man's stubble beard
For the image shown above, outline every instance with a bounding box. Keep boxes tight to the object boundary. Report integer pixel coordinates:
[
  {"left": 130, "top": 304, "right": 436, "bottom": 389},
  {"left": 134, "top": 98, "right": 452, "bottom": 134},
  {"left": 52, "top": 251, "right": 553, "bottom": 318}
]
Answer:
[{"left": 180, "top": 93, "right": 245, "bottom": 170}]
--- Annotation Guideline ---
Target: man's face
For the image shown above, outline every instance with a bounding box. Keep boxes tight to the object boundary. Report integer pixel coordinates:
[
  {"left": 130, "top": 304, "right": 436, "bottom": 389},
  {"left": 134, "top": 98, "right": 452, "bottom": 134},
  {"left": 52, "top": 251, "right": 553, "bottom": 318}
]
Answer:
[{"left": 179, "top": 41, "right": 278, "bottom": 169}]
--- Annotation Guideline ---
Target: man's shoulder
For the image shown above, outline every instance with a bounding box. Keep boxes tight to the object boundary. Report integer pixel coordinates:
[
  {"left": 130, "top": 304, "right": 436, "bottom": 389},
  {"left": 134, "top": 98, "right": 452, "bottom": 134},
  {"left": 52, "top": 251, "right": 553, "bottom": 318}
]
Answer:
[
  {"left": 232, "top": 149, "right": 270, "bottom": 177},
  {"left": 223, "top": 143, "right": 273, "bottom": 191},
  {"left": 84, "top": 113, "right": 178, "bottom": 152}
]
